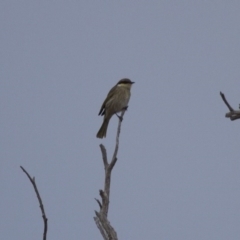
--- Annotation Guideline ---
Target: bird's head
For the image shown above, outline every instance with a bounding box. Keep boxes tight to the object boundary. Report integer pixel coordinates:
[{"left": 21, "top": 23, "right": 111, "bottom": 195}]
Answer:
[{"left": 117, "top": 78, "right": 135, "bottom": 89}]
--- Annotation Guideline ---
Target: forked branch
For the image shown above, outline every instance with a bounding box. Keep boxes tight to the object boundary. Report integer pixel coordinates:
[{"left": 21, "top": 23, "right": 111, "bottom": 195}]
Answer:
[{"left": 94, "top": 110, "right": 126, "bottom": 240}]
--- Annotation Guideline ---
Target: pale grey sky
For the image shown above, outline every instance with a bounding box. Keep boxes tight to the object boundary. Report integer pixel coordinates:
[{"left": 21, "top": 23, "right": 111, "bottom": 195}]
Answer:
[{"left": 1, "top": 1, "right": 240, "bottom": 239}]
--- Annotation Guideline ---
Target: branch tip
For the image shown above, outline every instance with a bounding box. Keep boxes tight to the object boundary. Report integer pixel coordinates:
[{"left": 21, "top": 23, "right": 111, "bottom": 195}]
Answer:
[
  {"left": 20, "top": 166, "right": 48, "bottom": 240},
  {"left": 95, "top": 198, "right": 102, "bottom": 209}
]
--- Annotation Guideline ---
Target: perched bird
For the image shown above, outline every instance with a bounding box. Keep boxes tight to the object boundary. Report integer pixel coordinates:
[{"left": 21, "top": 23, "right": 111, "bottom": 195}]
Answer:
[{"left": 96, "top": 78, "right": 135, "bottom": 138}]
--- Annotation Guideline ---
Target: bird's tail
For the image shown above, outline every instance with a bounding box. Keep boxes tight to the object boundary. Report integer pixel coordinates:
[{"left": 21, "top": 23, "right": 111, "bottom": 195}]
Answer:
[{"left": 96, "top": 118, "right": 109, "bottom": 138}]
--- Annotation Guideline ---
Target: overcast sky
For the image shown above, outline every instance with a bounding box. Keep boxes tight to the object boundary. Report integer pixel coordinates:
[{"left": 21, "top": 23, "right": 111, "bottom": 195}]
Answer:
[{"left": 1, "top": 1, "right": 240, "bottom": 240}]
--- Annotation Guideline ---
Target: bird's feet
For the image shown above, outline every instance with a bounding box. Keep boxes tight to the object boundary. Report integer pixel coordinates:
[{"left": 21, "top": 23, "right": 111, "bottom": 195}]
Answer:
[
  {"left": 115, "top": 113, "right": 123, "bottom": 122},
  {"left": 115, "top": 106, "right": 128, "bottom": 122}
]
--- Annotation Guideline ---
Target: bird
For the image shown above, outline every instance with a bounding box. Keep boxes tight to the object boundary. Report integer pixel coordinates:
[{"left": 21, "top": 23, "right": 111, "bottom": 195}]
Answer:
[{"left": 96, "top": 78, "right": 135, "bottom": 138}]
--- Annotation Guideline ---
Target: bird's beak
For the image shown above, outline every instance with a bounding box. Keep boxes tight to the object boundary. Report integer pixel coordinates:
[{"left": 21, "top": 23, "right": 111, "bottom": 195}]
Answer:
[{"left": 131, "top": 81, "right": 135, "bottom": 84}]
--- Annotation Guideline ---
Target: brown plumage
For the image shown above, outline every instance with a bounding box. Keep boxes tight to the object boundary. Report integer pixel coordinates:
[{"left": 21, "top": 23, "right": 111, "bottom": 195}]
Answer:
[{"left": 96, "top": 78, "right": 134, "bottom": 138}]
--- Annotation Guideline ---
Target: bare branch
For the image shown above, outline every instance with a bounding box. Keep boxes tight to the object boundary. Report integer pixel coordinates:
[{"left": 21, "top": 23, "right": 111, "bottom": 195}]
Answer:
[
  {"left": 220, "top": 92, "right": 240, "bottom": 121},
  {"left": 20, "top": 166, "right": 48, "bottom": 240},
  {"left": 99, "top": 189, "right": 108, "bottom": 213},
  {"left": 103, "top": 110, "right": 125, "bottom": 217},
  {"left": 100, "top": 144, "right": 108, "bottom": 169},
  {"left": 94, "top": 211, "right": 118, "bottom": 240},
  {"left": 109, "top": 110, "right": 125, "bottom": 172},
  {"left": 94, "top": 212, "right": 110, "bottom": 240},
  {"left": 94, "top": 110, "right": 127, "bottom": 240}
]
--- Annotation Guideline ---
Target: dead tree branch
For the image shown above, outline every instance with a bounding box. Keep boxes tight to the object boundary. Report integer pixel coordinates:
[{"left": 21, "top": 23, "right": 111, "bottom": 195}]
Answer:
[
  {"left": 94, "top": 110, "right": 126, "bottom": 240},
  {"left": 220, "top": 92, "right": 240, "bottom": 121},
  {"left": 20, "top": 166, "right": 48, "bottom": 240}
]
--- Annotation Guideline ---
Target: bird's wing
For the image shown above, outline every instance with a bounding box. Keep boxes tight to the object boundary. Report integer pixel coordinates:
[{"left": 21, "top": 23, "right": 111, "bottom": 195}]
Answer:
[{"left": 98, "top": 85, "right": 116, "bottom": 116}]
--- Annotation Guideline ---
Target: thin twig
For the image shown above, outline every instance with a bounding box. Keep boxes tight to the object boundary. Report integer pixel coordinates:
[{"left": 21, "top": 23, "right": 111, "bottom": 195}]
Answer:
[
  {"left": 95, "top": 198, "right": 102, "bottom": 209},
  {"left": 220, "top": 92, "right": 240, "bottom": 121},
  {"left": 220, "top": 92, "right": 234, "bottom": 112},
  {"left": 20, "top": 166, "right": 48, "bottom": 240}
]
